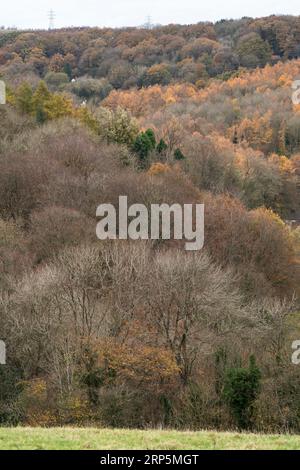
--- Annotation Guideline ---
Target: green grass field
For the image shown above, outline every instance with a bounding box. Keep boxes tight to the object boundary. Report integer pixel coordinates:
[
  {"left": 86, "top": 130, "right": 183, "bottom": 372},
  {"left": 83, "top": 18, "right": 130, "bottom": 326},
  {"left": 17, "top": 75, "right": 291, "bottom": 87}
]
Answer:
[{"left": 0, "top": 428, "right": 300, "bottom": 450}]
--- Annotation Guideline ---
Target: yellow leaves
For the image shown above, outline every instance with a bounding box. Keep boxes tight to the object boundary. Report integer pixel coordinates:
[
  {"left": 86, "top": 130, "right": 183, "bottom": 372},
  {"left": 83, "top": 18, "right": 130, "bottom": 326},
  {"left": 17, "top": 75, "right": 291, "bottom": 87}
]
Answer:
[
  {"left": 76, "top": 106, "right": 99, "bottom": 133},
  {"left": 22, "top": 378, "right": 47, "bottom": 400},
  {"left": 231, "top": 112, "right": 273, "bottom": 150},
  {"left": 164, "top": 88, "right": 177, "bottom": 105},
  {"left": 44, "top": 93, "right": 74, "bottom": 120},
  {"left": 269, "top": 154, "right": 294, "bottom": 174},
  {"left": 13, "top": 81, "right": 75, "bottom": 122},
  {"left": 234, "top": 149, "right": 246, "bottom": 169},
  {"left": 247, "top": 207, "right": 295, "bottom": 287},
  {"left": 251, "top": 207, "right": 286, "bottom": 228},
  {"left": 5, "top": 91, "right": 15, "bottom": 106},
  {"left": 19, "top": 379, "right": 58, "bottom": 427},
  {"left": 59, "top": 397, "right": 90, "bottom": 422},
  {"left": 20, "top": 379, "right": 90, "bottom": 426}
]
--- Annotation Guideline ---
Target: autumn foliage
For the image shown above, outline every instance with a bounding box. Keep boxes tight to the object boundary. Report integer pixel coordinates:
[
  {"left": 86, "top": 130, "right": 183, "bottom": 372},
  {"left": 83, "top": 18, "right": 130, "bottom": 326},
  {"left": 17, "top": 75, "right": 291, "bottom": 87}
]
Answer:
[{"left": 0, "top": 16, "right": 299, "bottom": 432}]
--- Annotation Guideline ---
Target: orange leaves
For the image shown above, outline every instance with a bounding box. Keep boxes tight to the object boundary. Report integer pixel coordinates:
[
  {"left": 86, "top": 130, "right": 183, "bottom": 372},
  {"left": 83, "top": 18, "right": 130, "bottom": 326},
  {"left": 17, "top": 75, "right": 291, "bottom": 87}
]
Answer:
[
  {"left": 49, "top": 53, "right": 65, "bottom": 73},
  {"left": 96, "top": 337, "right": 180, "bottom": 392},
  {"left": 278, "top": 74, "right": 292, "bottom": 87},
  {"left": 103, "top": 83, "right": 197, "bottom": 117},
  {"left": 148, "top": 162, "right": 171, "bottom": 176},
  {"left": 293, "top": 104, "right": 300, "bottom": 114}
]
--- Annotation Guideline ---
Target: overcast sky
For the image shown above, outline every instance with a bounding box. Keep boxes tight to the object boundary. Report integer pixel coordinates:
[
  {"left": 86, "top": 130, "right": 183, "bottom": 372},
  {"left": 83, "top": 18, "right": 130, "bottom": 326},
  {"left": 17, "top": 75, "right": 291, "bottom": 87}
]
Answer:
[{"left": 3, "top": 0, "right": 300, "bottom": 29}]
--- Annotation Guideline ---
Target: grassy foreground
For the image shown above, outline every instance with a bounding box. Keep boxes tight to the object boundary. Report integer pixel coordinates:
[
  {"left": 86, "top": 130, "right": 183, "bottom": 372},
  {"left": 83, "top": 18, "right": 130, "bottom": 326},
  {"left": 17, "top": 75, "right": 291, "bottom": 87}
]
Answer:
[{"left": 0, "top": 428, "right": 300, "bottom": 450}]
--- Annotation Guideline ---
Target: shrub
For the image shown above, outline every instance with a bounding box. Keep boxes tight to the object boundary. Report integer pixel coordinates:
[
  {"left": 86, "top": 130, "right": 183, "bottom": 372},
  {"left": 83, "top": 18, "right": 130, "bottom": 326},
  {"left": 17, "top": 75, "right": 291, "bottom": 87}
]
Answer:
[{"left": 223, "top": 356, "right": 261, "bottom": 429}]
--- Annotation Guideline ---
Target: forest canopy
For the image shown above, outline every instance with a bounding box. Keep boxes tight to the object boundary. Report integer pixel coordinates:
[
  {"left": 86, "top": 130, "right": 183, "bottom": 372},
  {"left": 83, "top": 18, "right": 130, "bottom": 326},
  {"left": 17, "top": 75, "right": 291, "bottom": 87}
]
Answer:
[{"left": 0, "top": 15, "right": 299, "bottom": 432}]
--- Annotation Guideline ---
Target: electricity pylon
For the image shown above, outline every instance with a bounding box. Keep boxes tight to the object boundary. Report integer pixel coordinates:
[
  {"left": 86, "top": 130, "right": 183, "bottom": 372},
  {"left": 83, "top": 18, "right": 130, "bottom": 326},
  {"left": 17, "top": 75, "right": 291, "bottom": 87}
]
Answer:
[{"left": 48, "top": 9, "right": 56, "bottom": 30}]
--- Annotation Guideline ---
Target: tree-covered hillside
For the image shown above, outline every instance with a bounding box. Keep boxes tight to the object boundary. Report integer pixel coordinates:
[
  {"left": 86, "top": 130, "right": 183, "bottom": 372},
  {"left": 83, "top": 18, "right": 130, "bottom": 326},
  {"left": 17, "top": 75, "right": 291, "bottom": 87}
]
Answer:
[{"left": 0, "top": 16, "right": 299, "bottom": 433}]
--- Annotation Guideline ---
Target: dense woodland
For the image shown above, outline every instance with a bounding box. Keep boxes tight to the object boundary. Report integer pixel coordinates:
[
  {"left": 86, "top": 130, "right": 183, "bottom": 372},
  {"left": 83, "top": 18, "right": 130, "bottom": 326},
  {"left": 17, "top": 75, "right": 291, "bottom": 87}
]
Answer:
[{"left": 0, "top": 15, "right": 300, "bottom": 432}]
